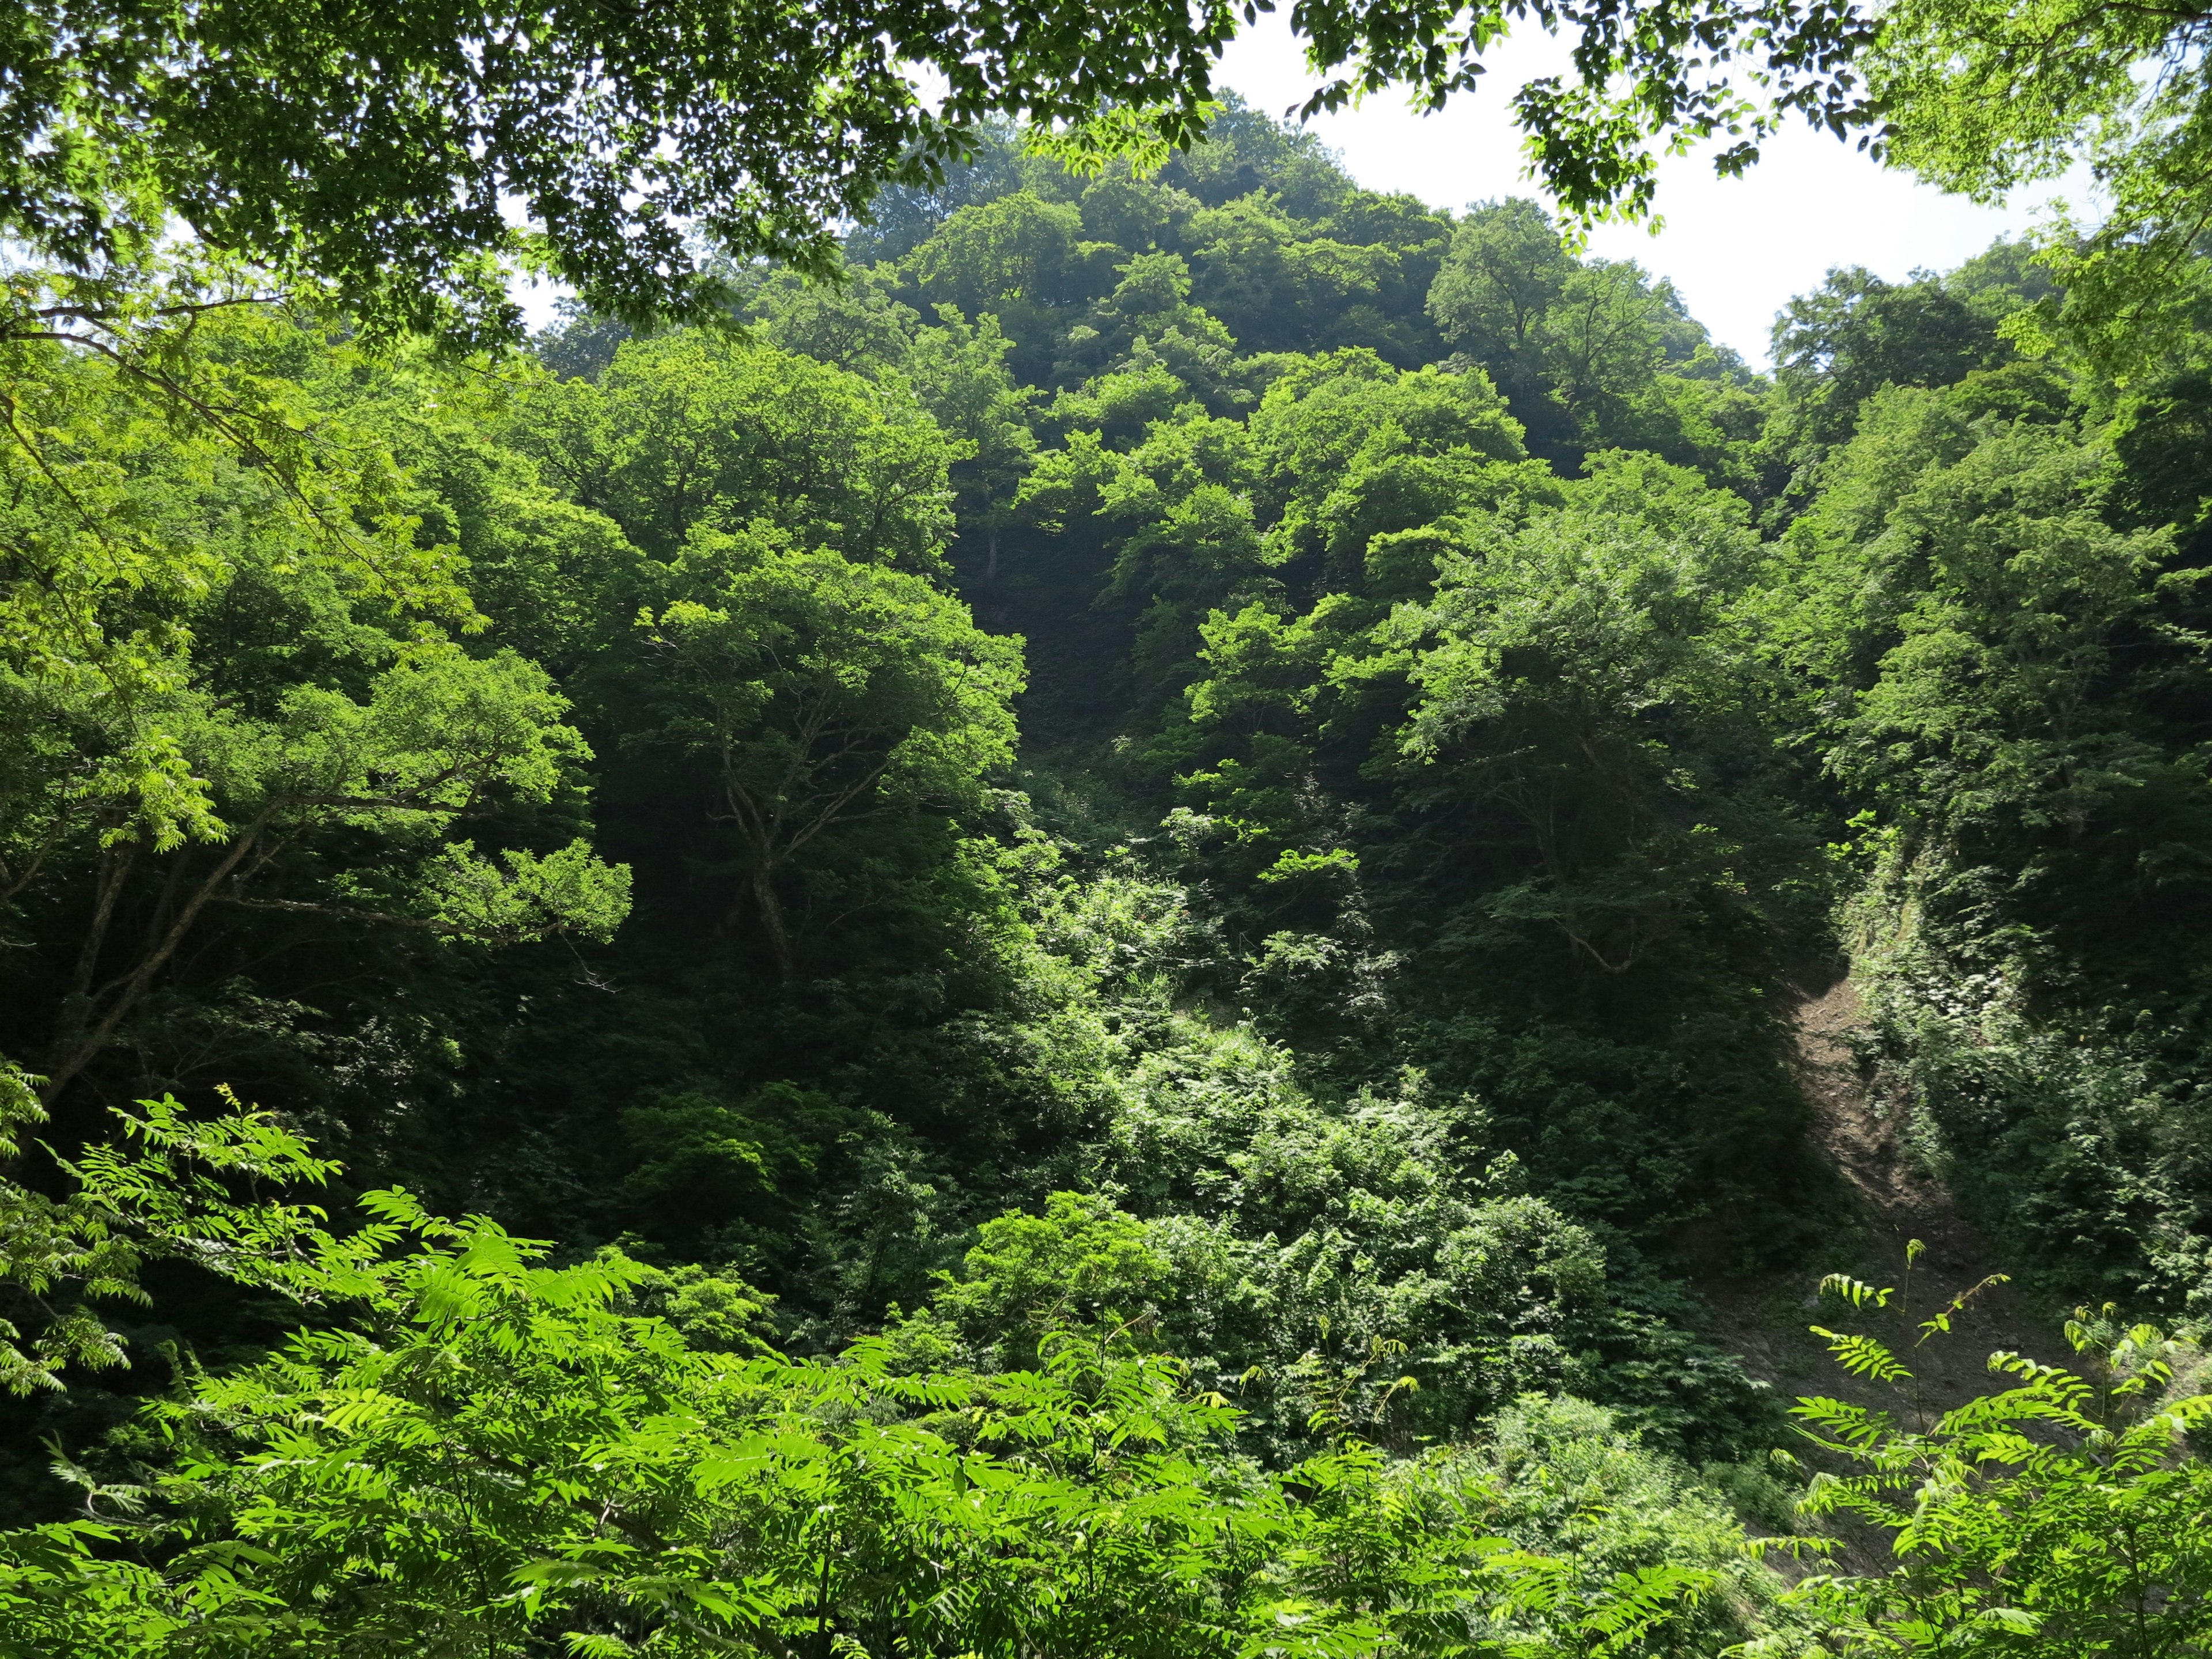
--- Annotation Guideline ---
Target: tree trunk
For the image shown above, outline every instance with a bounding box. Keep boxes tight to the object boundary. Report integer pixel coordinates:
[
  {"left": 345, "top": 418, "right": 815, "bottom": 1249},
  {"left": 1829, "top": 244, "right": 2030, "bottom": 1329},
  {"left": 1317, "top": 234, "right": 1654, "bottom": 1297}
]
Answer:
[
  {"left": 41, "top": 817, "right": 270, "bottom": 1105},
  {"left": 749, "top": 862, "right": 794, "bottom": 980}
]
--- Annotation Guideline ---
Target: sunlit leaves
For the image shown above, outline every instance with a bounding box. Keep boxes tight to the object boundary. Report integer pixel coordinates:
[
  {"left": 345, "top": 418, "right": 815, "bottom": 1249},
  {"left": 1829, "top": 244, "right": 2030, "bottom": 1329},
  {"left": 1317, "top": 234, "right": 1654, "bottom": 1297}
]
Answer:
[
  {"left": 0, "top": 1173, "right": 1714, "bottom": 1656},
  {"left": 1790, "top": 1290, "right": 2212, "bottom": 1656},
  {"left": 0, "top": 1089, "right": 338, "bottom": 1396}
]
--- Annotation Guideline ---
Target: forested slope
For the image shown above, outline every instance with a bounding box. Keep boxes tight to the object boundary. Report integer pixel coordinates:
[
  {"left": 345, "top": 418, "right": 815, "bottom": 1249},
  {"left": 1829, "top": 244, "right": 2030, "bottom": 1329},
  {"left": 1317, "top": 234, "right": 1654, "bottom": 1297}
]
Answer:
[{"left": 5, "top": 101, "right": 2211, "bottom": 1656}]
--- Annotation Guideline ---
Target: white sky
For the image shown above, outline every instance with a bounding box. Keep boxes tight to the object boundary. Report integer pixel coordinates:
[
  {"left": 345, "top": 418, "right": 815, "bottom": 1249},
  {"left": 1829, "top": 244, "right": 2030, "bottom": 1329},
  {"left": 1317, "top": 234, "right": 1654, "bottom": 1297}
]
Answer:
[{"left": 1214, "top": 14, "right": 2075, "bottom": 365}]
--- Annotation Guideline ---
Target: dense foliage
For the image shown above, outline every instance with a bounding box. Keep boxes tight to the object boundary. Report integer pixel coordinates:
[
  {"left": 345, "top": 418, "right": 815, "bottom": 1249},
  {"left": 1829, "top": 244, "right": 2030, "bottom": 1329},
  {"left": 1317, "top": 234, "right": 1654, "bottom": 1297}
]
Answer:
[{"left": 4, "top": 93, "right": 2211, "bottom": 1659}]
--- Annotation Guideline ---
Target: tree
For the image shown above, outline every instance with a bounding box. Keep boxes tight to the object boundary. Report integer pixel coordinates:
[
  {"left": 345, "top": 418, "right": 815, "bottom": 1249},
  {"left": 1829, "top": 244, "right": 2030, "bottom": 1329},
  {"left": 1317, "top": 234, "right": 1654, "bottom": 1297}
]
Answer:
[
  {"left": 842, "top": 122, "right": 1031, "bottom": 267},
  {"left": 907, "top": 308, "right": 1041, "bottom": 582},
  {"left": 1184, "top": 195, "right": 1391, "bottom": 355},
  {"left": 1541, "top": 262, "right": 1670, "bottom": 444},
  {"left": 0, "top": 286, "right": 468, "bottom": 860},
  {"left": 1246, "top": 349, "right": 1532, "bottom": 582},
  {"left": 637, "top": 538, "right": 1022, "bottom": 977},
  {"left": 1164, "top": 447, "right": 1824, "bottom": 1266},
  {"left": 17, "top": 642, "right": 629, "bottom": 1106},
  {"left": 753, "top": 266, "right": 921, "bottom": 380},
  {"left": 1765, "top": 379, "right": 2212, "bottom": 1315},
  {"left": 1758, "top": 261, "right": 2027, "bottom": 515},
  {"left": 1395, "top": 459, "right": 1766, "bottom": 978},
  {"left": 514, "top": 331, "right": 961, "bottom": 571},
  {"left": 1050, "top": 252, "right": 1245, "bottom": 410},
  {"left": 0, "top": 327, "right": 628, "bottom": 1109},
  {"left": 1862, "top": 0, "right": 2212, "bottom": 372},
  {"left": 1429, "top": 201, "right": 1684, "bottom": 461},
  {"left": 0, "top": 0, "right": 1268, "bottom": 348},
  {"left": 1298, "top": 0, "right": 2212, "bottom": 373},
  {"left": 903, "top": 192, "right": 1121, "bottom": 382},
  {"left": 1426, "top": 199, "right": 1574, "bottom": 401},
  {"left": 1765, "top": 380, "right": 2187, "bottom": 863}
]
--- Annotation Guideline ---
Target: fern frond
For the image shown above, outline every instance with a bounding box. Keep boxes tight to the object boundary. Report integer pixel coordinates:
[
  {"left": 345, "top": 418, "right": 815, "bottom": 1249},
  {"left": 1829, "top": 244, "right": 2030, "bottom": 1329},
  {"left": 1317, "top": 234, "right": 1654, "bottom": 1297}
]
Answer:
[
  {"left": 1817, "top": 1274, "right": 1894, "bottom": 1310},
  {"left": 1810, "top": 1328, "right": 1912, "bottom": 1382}
]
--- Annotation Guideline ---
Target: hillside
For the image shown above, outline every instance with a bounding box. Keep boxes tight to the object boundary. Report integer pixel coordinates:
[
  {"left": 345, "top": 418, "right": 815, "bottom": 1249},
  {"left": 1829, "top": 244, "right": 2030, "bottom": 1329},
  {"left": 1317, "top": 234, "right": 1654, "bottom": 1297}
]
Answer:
[{"left": 3, "top": 98, "right": 2209, "bottom": 1658}]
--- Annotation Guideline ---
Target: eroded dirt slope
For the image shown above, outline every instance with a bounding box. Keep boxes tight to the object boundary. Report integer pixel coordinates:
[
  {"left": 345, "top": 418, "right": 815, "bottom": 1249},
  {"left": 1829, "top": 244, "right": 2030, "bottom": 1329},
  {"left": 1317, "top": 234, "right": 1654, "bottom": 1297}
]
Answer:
[{"left": 1702, "top": 977, "right": 2066, "bottom": 1421}]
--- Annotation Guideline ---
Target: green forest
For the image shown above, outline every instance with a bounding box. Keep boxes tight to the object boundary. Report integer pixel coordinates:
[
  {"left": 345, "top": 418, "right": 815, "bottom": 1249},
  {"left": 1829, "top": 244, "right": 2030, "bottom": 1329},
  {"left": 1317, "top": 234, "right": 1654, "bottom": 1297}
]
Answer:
[{"left": 6, "top": 0, "right": 2212, "bottom": 1649}]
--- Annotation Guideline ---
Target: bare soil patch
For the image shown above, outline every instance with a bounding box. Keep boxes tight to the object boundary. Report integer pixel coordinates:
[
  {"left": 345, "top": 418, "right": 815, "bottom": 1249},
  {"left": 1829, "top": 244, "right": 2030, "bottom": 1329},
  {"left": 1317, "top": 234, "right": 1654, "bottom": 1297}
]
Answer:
[{"left": 1700, "top": 975, "right": 2067, "bottom": 1420}]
